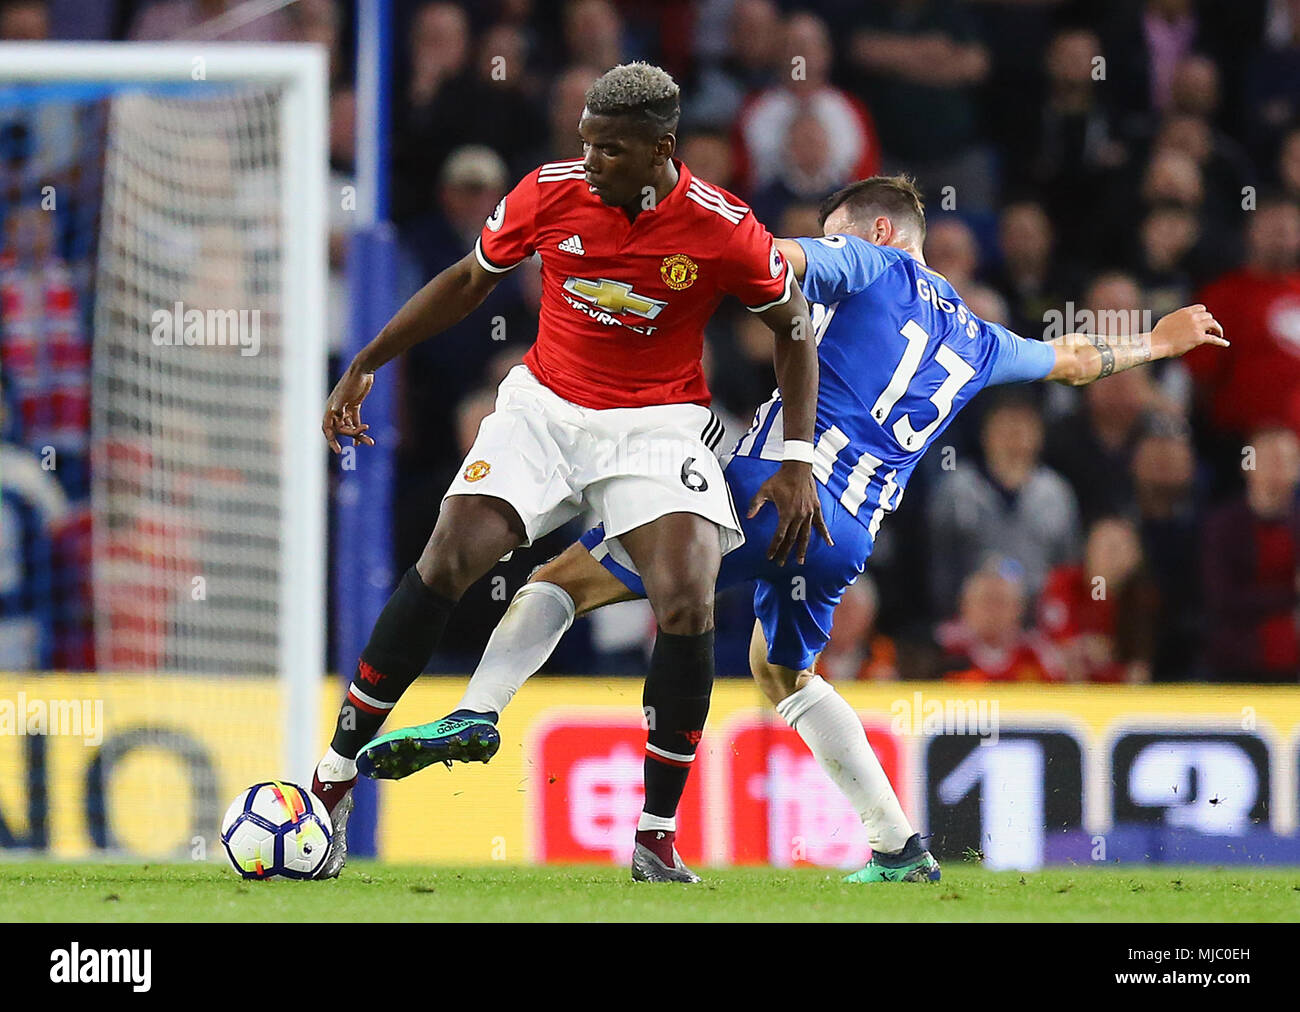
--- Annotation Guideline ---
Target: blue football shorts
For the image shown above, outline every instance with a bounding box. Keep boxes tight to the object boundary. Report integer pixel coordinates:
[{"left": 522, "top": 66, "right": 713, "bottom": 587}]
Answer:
[{"left": 579, "top": 454, "right": 874, "bottom": 671}]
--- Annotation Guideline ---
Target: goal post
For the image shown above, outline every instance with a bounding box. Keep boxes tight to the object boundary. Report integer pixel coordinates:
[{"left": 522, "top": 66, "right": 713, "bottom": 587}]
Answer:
[{"left": 0, "top": 43, "right": 329, "bottom": 787}]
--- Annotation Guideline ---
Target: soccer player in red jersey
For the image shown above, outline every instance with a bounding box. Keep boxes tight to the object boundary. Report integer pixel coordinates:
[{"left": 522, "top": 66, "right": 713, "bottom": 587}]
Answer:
[{"left": 313, "top": 63, "right": 827, "bottom": 880}]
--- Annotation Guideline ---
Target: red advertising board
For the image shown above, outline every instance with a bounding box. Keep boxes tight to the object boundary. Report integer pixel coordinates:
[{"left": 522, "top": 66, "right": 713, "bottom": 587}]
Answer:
[
  {"left": 531, "top": 714, "right": 706, "bottom": 864},
  {"left": 724, "top": 716, "right": 902, "bottom": 867}
]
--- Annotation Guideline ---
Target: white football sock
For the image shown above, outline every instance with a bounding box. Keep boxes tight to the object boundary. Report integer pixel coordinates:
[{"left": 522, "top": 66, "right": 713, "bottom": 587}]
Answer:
[
  {"left": 457, "top": 582, "right": 575, "bottom": 717},
  {"left": 637, "top": 812, "right": 676, "bottom": 832},
  {"left": 775, "top": 675, "right": 914, "bottom": 855},
  {"left": 315, "top": 746, "right": 357, "bottom": 783}
]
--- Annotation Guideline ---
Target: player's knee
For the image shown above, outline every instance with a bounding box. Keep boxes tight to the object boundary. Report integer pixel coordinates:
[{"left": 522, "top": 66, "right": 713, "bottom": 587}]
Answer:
[
  {"left": 649, "top": 583, "right": 714, "bottom": 636},
  {"left": 416, "top": 533, "right": 479, "bottom": 600},
  {"left": 417, "top": 499, "right": 525, "bottom": 598}
]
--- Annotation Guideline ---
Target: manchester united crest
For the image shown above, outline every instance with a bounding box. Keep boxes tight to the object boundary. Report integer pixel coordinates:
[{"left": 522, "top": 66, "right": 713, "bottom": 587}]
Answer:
[
  {"left": 463, "top": 460, "right": 491, "bottom": 482},
  {"left": 660, "top": 253, "right": 698, "bottom": 291}
]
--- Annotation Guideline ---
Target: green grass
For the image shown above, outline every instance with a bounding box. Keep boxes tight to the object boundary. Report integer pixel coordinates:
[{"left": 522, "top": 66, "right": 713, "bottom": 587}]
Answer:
[{"left": 3, "top": 862, "right": 1300, "bottom": 921}]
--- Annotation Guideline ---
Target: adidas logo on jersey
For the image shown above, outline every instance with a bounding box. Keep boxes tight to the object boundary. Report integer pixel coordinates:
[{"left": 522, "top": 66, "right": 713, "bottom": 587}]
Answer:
[{"left": 558, "top": 234, "right": 585, "bottom": 255}]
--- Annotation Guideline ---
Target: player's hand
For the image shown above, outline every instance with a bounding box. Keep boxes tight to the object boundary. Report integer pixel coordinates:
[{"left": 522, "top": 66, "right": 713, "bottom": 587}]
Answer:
[
  {"left": 1152, "top": 305, "right": 1228, "bottom": 358},
  {"left": 322, "top": 366, "right": 377, "bottom": 454},
  {"left": 747, "top": 460, "right": 834, "bottom": 566}
]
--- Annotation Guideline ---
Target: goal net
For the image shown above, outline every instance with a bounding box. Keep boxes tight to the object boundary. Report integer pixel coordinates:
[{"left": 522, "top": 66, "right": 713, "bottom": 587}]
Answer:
[{"left": 0, "top": 45, "right": 326, "bottom": 858}]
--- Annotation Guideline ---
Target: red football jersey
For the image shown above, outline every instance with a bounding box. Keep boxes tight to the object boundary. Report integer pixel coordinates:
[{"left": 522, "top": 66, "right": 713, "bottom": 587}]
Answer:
[
  {"left": 1188, "top": 269, "right": 1300, "bottom": 436},
  {"left": 475, "top": 157, "right": 793, "bottom": 409}
]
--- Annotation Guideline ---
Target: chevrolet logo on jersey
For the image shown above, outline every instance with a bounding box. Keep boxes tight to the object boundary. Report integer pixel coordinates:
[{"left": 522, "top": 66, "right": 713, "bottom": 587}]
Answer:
[{"left": 562, "top": 277, "right": 668, "bottom": 319}]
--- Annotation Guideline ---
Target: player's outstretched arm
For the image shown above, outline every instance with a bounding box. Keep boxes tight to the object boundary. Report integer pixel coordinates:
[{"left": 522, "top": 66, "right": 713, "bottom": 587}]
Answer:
[
  {"left": 322, "top": 251, "right": 503, "bottom": 453},
  {"left": 1044, "top": 304, "right": 1228, "bottom": 387},
  {"left": 750, "top": 284, "right": 833, "bottom": 565}
]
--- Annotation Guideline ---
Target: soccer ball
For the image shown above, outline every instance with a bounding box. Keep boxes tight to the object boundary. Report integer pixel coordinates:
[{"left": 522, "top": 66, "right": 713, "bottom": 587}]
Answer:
[{"left": 220, "top": 781, "right": 333, "bottom": 880}]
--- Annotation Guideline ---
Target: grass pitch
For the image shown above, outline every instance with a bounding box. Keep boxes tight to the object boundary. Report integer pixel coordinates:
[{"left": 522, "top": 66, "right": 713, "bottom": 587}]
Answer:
[{"left": 2, "top": 861, "right": 1299, "bottom": 922}]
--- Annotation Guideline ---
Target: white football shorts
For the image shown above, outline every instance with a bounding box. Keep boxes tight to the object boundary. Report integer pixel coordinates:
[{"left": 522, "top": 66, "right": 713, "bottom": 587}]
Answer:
[{"left": 443, "top": 364, "right": 743, "bottom": 557}]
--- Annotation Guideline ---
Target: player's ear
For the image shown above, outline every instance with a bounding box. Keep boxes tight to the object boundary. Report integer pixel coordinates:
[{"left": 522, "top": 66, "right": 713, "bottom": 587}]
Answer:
[{"left": 653, "top": 132, "right": 676, "bottom": 166}]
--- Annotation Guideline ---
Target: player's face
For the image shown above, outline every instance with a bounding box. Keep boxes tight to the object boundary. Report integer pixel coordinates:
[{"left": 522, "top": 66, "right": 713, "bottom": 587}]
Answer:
[{"left": 579, "top": 110, "right": 668, "bottom": 208}]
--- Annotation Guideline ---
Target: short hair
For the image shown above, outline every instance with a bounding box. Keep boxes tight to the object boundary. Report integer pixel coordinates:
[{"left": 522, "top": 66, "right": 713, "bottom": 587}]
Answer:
[
  {"left": 584, "top": 62, "right": 680, "bottom": 138},
  {"left": 818, "top": 174, "right": 927, "bottom": 243},
  {"left": 981, "top": 386, "right": 1042, "bottom": 425}
]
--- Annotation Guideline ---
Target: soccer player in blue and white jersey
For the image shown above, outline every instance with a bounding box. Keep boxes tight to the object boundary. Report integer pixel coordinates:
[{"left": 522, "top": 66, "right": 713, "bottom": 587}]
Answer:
[{"left": 355, "top": 176, "right": 1227, "bottom": 883}]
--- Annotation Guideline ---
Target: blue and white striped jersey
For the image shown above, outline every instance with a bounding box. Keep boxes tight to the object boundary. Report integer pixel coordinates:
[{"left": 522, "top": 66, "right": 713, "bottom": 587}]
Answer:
[{"left": 728, "top": 233, "right": 1056, "bottom": 543}]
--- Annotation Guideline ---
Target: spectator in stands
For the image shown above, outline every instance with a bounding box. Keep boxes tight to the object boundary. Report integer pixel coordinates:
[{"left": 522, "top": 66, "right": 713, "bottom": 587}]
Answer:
[
  {"left": 734, "top": 11, "right": 879, "bottom": 196},
  {"left": 1130, "top": 150, "right": 1209, "bottom": 264},
  {"left": 936, "top": 560, "right": 1065, "bottom": 682},
  {"left": 923, "top": 217, "right": 981, "bottom": 292},
  {"left": 561, "top": 0, "right": 624, "bottom": 73},
  {"left": 1168, "top": 52, "right": 1221, "bottom": 121},
  {"left": 405, "top": 145, "right": 510, "bottom": 274},
  {"left": 686, "top": 0, "right": 781, "bottom": 128},
  {"left": 988, "top": 199, "right": 1078, "bottom": 341},
  {"left": 845, "top": 0, "right": 992, "bottom": 209},
  {"left": 1243, "top": 0, "right": 1300, "bottom": 169},
  {"left": 0, "top": 204, "right": 90, "bottom": 499},
  {"left": 392, "top": 1, "right": 474, "bottom": 217},
  {"left": 436, "top": 21, "right": 548, "bottom": 182},
  {"left": 1202, "top": 426, "right": 1300, "bottom": 682},
  {"left": 1142, "top": 0, "right": 1201, "bottom": 114},
  {"left": 0, "top": 388, "right": 69, "bottom": 669},
  {"left": 815, "top": 575, "right": 898, "bottom": 682},
  {"left": 749, "top": 112, "right": 850, "bottom": 226},
  {"left": 1044, "top": 363, "right": 1154, "bottom": 525},
  {"left": 1038, "top": 516, "right": 1159, "bottom": 683},
  {"left": 927, "top": 391, "right": 1080, "bottom": 619},
  {"left": 678, "top": 129, "right": 736, "bottom": 192},
  {"left": 775, "top": 201, "right": 821, "bottom": 244},
  {"left": 1149, "top": 112, "right": 1251, "bottom": 260},
  {"left": 1130, "top": 413, "right": 1204, "bottom": 679},
  {"left": 1188, "top": 196, "right": 1300, "bottom": 441},
  {"left": 527, "top": 63, "right": 601, "bottom": 166},
  {"left": 1015, "top": 27, "right": 1129, "bottom": 256},
  {"left": 407, "top": 1, "right": 472, "bottom": 112},
  {"left": 962, "top": 282, "right": 1011, "bottom": 329},
  {"left": 1134, "top": 202, "right": 1200, "bottom": 317},
  {"left": 0, "top": 0, "right": 47, "bottom": 39}
]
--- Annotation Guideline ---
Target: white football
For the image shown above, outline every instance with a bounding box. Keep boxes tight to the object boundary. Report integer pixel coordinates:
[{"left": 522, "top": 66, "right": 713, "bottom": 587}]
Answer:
[{"left": 220, "top": 781, "right": 333, "bottom": 880}]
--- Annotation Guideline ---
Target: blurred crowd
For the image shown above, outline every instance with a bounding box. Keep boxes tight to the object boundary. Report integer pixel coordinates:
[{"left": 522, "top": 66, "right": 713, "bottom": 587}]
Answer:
[{"left": 3, "top": 0, "right": 1300, "bottom": 683}]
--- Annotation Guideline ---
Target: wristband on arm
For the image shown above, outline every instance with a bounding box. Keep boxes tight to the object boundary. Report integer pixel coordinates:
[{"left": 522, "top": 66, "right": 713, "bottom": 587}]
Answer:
[{"left": 782, "top": 439, "right": 815, "bottom": 464}]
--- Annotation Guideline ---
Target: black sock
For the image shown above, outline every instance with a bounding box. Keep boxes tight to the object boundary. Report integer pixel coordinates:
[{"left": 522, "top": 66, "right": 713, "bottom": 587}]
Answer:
[
  {"left": 642, "top": 628, "right": 714, "bottom": 819},
  {"left": 330, "top": 566, "right": 455, "bottom": 759},
  {"left": 874, "top": 833, "right": 925, "bottom": 867}
]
